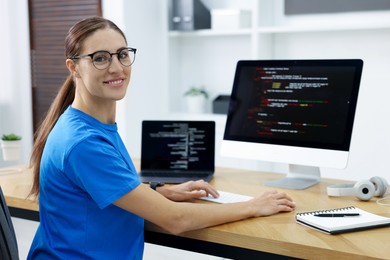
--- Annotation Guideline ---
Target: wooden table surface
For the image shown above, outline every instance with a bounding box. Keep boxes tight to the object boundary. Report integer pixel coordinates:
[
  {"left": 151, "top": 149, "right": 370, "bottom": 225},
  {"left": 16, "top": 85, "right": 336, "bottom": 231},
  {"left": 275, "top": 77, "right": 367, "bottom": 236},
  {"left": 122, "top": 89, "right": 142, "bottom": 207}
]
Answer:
[{"left": 1, "top": 163, "right": 389, "bottom": 259}]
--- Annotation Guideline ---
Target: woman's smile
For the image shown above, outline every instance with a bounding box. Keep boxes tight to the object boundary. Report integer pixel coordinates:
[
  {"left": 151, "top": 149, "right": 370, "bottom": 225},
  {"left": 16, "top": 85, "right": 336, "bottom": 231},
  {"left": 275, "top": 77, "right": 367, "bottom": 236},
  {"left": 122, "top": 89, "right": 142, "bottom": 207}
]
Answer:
[{"left": 104, "top": 78, "right": 126, "bottom": 87}]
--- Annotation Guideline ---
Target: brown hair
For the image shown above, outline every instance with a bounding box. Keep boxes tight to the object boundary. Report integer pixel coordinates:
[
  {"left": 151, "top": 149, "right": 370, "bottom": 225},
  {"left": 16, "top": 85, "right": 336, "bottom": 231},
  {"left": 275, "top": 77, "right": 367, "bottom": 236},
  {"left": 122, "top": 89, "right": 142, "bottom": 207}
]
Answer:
[{"left": 29, "top": 17, "right": 127, "bottom": 197}]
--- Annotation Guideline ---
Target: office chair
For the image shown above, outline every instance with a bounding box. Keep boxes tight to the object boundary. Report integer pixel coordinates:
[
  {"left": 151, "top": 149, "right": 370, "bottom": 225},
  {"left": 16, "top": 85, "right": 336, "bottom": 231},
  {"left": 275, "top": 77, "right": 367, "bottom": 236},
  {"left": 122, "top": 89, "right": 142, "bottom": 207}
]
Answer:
[{"left": 0, "top": 186, "right": 19, "bottom": 260}]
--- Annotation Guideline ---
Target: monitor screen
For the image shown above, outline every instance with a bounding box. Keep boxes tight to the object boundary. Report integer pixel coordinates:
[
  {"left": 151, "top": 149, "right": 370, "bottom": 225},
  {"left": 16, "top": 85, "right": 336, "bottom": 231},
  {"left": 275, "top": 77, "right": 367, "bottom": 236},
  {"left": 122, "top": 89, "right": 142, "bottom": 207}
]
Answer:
[{"left": 222, "top": 59, "right": 363, "bottom": 189}]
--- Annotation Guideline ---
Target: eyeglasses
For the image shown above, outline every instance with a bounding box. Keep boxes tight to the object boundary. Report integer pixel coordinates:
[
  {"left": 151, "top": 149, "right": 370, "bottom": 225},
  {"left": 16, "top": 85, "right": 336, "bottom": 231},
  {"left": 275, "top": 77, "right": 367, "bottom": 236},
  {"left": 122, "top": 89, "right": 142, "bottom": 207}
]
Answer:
[{"left": 71, "top": 47, "right": 137, "bottom": 70}]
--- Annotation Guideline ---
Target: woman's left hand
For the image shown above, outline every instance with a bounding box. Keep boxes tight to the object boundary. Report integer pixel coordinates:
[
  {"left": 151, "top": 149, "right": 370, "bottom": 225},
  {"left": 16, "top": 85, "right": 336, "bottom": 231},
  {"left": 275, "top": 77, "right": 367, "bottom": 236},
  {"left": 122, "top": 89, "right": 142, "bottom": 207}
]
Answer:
[{"left": 157, "top": 180, "right": 219, "bottom": 202}]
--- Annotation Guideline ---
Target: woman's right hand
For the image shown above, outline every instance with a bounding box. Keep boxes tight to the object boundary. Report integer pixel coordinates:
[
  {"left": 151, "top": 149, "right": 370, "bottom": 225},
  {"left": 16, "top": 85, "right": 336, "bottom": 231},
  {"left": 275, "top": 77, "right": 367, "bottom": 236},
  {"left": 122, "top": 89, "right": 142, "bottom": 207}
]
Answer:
[{"left": 249, "top": 190, "right": 295, "bottom": 217}]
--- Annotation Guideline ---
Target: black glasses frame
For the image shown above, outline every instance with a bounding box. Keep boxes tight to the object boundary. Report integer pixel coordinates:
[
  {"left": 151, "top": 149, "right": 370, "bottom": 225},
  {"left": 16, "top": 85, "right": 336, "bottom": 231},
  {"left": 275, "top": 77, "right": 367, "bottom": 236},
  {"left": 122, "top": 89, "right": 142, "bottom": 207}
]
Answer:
[{"left": 71, "top": 47, "right": 137, "bottom": 70}]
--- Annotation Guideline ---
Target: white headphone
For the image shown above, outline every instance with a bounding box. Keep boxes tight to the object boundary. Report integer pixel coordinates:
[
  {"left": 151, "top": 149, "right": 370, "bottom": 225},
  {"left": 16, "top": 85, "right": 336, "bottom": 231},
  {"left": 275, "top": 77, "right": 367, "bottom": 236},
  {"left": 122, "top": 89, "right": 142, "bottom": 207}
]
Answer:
[{"left": 327, "top": 176, "right": 388, "bottom": 201}]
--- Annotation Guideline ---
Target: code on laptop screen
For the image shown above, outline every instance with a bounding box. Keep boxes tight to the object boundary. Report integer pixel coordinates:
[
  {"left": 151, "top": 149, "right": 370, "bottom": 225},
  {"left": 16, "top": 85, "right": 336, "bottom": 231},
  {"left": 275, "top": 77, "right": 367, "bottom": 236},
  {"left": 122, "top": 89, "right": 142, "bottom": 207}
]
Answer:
[{"left": 141, "top": 121, "right": 215, "bottom": 171}]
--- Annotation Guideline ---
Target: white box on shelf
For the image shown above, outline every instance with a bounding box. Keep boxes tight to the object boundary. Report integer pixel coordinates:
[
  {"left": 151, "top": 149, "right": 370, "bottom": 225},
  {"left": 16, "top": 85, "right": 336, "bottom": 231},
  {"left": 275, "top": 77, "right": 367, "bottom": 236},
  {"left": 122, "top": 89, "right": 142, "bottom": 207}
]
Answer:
[{"left": 211, "top": 9, "right": 251, "bottom": 30}]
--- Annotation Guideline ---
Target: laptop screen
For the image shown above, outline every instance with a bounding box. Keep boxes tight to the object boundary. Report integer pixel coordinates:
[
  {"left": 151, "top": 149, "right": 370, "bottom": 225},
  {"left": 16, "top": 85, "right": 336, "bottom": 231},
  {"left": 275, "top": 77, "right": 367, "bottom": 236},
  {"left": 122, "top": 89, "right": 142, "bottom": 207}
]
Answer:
[{"left": 141, "top": 121, "right": 215, "bottom": 172}]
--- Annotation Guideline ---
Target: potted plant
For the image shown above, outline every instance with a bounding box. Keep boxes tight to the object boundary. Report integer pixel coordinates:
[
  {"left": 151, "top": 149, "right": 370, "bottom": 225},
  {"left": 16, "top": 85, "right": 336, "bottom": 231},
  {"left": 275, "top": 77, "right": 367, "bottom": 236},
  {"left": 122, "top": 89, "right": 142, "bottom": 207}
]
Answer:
[
  {"left": 1, "top": 133, "right": 22, "bottom": 161},
  {"left": 184, "top": 86, "right": 208, "bottom": 113}
]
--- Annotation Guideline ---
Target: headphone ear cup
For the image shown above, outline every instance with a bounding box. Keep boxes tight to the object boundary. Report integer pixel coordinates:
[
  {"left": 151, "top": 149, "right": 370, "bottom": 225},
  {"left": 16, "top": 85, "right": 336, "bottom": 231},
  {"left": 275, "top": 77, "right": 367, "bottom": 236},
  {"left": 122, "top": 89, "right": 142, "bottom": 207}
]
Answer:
[
  {"left": 354, "top": 180, "right": 375, "bottom": 201},
  {"left": 369, "top": 176, "right": 388, "bottom": 197}
]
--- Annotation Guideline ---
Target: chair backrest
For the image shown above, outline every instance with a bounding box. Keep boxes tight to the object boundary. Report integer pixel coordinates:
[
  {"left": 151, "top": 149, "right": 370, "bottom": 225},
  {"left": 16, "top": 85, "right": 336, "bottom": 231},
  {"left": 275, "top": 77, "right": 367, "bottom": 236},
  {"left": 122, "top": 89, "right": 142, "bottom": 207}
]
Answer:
[{"left": 0, "top": 186, "right": 19, "bottom": 260}]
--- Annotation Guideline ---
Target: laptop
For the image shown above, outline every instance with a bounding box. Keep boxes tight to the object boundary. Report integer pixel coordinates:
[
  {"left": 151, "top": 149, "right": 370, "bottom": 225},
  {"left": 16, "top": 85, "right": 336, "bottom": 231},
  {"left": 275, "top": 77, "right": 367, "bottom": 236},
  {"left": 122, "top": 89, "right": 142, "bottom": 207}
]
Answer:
[{"left": 138, "top": 120, "right": 215, "bottom": 183}]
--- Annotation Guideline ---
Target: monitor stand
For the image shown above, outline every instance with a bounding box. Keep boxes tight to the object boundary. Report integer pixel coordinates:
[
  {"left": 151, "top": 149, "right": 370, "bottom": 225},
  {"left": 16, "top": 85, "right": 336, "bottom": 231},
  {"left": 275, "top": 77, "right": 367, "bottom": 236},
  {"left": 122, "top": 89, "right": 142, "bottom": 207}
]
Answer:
[{"left": 264, "top": 164, "right": 321, "bottom": 190}]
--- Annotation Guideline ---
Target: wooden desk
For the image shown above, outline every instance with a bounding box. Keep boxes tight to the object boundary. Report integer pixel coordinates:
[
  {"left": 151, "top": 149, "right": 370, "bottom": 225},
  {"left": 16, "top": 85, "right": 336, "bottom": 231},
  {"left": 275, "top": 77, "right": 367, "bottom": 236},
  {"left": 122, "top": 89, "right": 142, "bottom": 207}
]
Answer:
[
  {"left": 1, "top": 164, "right": 389, "bottom": 259},
  {"left": 0, "top": 166, "right": 38, "bottom": 220}
]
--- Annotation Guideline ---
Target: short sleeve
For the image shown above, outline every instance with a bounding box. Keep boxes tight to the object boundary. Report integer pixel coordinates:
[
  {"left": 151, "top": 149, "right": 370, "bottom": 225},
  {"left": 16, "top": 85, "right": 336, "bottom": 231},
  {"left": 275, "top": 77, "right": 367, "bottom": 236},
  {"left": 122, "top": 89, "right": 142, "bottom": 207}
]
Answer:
[{"left": 64, "top": 134, "right": 140, "bottom": 209}]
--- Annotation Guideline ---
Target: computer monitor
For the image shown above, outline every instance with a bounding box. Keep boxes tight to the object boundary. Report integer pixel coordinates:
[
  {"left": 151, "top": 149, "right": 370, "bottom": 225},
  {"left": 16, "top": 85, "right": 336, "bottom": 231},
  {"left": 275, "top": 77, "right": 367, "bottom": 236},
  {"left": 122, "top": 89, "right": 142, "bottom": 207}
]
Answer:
[{"left": 221, "top": 59, "right": 363, "bottom": 189}]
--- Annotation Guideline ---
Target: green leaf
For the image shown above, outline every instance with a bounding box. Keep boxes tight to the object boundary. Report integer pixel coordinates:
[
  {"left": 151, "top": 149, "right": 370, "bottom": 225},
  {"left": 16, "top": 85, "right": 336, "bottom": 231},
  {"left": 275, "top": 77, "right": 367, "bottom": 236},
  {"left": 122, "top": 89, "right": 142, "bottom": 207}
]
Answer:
[
  {"left": 1, "top": 134, "right": 22, "bottom": 141},
  {"left": 183, "top": 87, "right": 208, "bottom": 99}
]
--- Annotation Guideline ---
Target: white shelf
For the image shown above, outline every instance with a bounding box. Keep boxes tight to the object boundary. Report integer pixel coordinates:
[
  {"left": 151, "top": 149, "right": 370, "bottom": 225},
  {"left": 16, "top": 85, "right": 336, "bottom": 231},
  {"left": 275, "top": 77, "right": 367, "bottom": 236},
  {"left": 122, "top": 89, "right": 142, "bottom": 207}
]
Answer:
[
  {"left": 165, "top": 112, "right": 227, "bottom": 122},
  {"left": 169, "top": 22, "right": 390, "bottom": 38},
  {"left": 257, "top": 23, "right": 390, "bottom": 34},
  {"left": 168, "top": 28, "right": 252, "bottom": 38}
]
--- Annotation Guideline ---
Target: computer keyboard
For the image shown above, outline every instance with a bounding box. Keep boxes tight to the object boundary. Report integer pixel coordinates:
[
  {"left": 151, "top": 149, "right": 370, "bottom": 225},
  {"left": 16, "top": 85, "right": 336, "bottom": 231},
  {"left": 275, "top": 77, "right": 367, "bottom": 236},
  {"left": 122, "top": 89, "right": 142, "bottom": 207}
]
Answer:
[{"left": 199, "top": 190, "right": 253, "bottom": 204}]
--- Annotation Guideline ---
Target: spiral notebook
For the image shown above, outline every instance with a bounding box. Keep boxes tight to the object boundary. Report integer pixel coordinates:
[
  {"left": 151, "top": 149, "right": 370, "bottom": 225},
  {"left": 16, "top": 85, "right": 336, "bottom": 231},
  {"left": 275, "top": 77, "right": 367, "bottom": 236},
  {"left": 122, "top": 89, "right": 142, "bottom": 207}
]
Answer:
[{"left": 296, "top": 206, "right": 390, "bottom": 234}]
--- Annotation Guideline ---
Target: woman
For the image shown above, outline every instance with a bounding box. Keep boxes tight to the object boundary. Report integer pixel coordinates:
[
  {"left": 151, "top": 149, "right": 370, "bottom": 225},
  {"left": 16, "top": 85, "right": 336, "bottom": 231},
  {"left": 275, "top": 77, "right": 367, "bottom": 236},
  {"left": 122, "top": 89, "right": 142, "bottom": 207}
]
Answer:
[{"left": 28, "top": 17, "right": 295, "bottom": 259}]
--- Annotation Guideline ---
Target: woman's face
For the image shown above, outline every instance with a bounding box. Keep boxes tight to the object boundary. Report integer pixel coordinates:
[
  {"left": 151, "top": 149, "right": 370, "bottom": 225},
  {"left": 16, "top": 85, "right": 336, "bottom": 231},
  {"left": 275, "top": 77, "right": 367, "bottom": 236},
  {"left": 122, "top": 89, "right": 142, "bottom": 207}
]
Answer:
[{"left": 72, "top": 28, "right": 131, "bottom": 104}]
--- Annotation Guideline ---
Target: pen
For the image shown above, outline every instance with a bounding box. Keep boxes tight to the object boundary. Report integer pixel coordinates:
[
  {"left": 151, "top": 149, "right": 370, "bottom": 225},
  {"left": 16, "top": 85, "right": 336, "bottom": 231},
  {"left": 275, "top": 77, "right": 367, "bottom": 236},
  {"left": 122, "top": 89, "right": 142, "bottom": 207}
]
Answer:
[{"left": 314, "top": 213, "right": 360, "bottom": 217}]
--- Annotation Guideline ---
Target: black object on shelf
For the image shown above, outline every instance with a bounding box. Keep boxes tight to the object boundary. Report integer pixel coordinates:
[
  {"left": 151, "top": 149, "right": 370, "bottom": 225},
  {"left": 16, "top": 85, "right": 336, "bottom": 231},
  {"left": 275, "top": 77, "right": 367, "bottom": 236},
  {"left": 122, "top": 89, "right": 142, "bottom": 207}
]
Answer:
[
  {"left": 213, "top": 95, "right": 230, "bottom": 114},
  {"left": 170, "top": 0, "right": 211, "bottom": 31}
]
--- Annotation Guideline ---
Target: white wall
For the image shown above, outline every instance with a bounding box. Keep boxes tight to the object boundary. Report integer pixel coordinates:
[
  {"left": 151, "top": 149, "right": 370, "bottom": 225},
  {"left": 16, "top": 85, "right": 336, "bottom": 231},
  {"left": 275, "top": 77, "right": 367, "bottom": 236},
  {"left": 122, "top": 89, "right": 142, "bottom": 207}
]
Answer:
[
  {"left": 1, "top": 1, "right": 389, "bottom": 183},
  {"left": 0, "top": 0, "right": 33, "bottom": 168},
  {"left": 103, "top": 0, "right": 170, "bottom": 158}
]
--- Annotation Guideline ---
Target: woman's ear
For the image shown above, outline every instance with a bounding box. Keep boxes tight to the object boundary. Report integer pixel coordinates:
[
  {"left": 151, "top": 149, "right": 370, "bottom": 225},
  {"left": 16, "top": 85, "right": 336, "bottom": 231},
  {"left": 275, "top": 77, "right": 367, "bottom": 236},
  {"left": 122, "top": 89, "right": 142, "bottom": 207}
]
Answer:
[{"left": 66, "top": 59, "right": 80, "bottom": 78}]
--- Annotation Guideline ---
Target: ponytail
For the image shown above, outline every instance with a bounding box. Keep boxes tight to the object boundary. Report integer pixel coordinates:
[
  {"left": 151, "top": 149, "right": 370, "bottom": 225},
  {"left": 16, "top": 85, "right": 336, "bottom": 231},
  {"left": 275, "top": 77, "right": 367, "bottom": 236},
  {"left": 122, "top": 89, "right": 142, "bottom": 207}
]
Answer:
[
  {"left": 29, "top": 75, "right": 75, "bottom": 197},
  {"left": 29, "top": 16, "right": 127, "bottom": 198}
]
